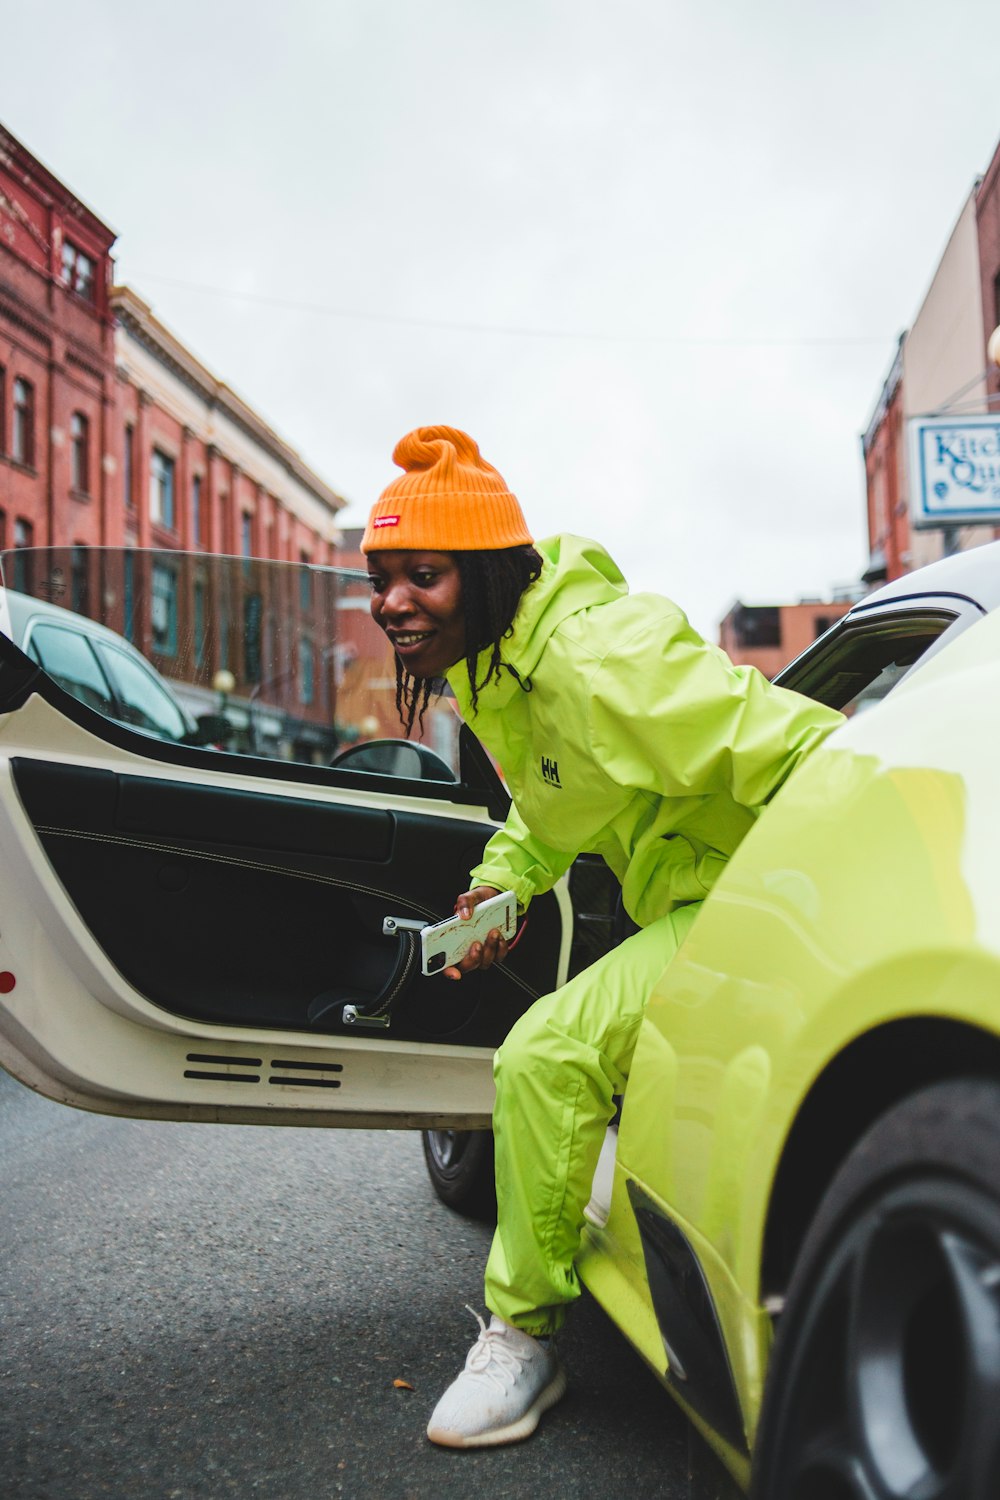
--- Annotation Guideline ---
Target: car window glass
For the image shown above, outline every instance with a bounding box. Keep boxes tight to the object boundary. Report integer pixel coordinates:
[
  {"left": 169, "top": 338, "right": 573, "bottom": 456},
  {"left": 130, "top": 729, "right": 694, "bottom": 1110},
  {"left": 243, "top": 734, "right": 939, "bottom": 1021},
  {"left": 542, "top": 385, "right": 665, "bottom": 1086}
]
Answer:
[
  {"left": 26, "top": 623, "right": 117, "bottom": 717},
  {"left": 1, "top": 547, "right": 462, "bottom": 779},
  {"left": 96, "top": 643, "right": 190, "bottom": 742},
  {"left": 777, "top": 613, "right": 956, "bottom": 716}
]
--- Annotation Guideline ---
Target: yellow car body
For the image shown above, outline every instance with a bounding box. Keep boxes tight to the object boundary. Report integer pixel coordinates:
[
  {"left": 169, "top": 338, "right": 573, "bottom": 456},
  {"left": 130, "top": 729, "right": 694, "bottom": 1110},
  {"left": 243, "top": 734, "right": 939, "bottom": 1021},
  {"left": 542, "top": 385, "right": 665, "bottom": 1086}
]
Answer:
[{"left": 579, "top": 599, "right": 1000, "bottom": 1491}]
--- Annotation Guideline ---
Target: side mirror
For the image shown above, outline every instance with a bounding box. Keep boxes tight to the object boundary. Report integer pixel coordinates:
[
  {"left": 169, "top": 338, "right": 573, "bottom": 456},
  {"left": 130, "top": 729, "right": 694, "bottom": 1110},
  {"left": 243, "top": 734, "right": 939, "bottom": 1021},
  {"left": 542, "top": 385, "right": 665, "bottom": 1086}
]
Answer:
[
  {"left": 330, "top": 738, "right": 457, "bottom": 781},
  {"left": 183, "top": 713, "right": 232, "bottom": 747}
]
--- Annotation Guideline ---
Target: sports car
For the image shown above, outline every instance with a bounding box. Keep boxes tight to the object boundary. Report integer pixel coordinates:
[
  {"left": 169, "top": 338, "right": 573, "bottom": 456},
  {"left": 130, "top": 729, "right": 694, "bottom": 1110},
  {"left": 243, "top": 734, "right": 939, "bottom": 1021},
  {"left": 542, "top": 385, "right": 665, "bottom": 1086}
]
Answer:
[{"left": 0, "top": 539, "right": 997, "bottom": 1495}]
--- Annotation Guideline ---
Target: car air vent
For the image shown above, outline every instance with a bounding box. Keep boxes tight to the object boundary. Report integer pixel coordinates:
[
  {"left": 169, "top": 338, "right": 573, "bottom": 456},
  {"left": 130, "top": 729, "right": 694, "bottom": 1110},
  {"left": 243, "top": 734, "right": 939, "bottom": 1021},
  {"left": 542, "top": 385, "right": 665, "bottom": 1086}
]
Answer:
[
  {"left": 269, "top": 1058, "right": 343, "bottom": 1088},
  {"left": 184, "top": 1052, "right": 262, "bottom": 1082},
  {"left": 182, "top": 1054, "right": 344, "bottom": 1087}
]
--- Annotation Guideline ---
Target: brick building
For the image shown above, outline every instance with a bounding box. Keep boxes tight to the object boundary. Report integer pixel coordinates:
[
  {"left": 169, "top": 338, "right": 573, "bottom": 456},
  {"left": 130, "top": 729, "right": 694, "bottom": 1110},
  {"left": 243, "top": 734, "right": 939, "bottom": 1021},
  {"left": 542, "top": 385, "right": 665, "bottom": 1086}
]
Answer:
[
  {"left": 861, "top": 135, "right": 1000, "bottom": 584},
  {"left": 112, "top": 286, "right": 342, "bottom": 568},
  {"left": 977, "top": 138, "right": 1000, "bottom": 415},
  {"left": 0, "top": 125, "right": 118, "bottom": 566},
  {"left": 719, "top": 596, "right": 854, "bottom": 679},
  {"left": 861, "top": 338, "right": 906, "bottom": 584},
  {"left": 0, "top": 124, "right": 348, "bottom": 759},
  {"left": 111, "top": 286, "right": 346, "bottom": 753}
]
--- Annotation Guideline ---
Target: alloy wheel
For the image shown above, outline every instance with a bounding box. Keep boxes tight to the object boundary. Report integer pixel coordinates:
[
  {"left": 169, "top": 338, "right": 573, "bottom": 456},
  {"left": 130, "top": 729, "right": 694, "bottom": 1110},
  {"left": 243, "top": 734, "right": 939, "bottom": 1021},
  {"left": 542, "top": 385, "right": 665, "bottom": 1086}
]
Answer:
[{"left": 759, "top": 1177, "right": 1000, "bottom": 1499}]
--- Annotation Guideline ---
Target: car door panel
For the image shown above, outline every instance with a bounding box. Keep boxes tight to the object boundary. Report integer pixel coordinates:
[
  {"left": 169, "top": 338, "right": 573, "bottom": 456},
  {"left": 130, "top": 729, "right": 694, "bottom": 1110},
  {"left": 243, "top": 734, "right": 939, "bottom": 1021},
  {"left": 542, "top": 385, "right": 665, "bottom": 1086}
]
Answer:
[
  {"left": 11, "top": 756, "right": 561, "bottom": 1047},
  {"left": 0, "top": 617, "right": 569, "bottom": 1126}
]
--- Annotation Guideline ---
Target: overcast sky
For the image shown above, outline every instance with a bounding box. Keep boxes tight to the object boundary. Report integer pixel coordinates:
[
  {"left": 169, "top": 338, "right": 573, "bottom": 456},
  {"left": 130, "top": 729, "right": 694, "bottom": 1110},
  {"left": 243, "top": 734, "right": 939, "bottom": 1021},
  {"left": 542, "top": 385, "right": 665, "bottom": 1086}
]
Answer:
[{"left": 4, "top": 0, "right": 999, "bottom": 636}]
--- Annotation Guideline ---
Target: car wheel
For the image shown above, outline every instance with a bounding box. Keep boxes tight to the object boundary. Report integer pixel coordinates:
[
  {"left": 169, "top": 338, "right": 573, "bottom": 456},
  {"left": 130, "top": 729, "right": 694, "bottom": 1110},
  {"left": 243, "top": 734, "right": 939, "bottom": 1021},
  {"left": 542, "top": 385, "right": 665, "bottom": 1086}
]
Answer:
[
  {"left": 421, "top": 1129, "right": 496, "bottom": 1220},
  {"left": 752, "top": 1078, "right": 1000, "bottom": 1500}
]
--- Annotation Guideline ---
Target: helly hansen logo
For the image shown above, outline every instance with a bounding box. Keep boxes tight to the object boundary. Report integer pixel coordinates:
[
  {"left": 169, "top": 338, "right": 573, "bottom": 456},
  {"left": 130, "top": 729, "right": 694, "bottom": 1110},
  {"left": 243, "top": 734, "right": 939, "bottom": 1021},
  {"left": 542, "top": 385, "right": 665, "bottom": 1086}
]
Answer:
[{"left": 541, "top": 756, "right": 562, "bottom": 788}]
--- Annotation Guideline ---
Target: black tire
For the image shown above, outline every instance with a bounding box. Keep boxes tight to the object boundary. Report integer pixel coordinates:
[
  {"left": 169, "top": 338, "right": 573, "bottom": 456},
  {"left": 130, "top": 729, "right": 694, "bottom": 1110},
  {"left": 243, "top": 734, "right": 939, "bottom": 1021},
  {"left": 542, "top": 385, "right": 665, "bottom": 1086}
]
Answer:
[
  {"left": 752, "top": 1078, "right": 1000, "bottom": 1499},
  {"left": 421, "top": 1128, "right": 497, "bottom": 1220}
]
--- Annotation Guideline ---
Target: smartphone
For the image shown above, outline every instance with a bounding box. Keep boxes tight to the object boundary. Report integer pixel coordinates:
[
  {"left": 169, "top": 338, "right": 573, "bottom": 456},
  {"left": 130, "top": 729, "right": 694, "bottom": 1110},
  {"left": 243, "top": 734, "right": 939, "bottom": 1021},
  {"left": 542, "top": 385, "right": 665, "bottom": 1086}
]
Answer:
[{"left": 420, "top": 890, "right": 517, "bottom": 976}]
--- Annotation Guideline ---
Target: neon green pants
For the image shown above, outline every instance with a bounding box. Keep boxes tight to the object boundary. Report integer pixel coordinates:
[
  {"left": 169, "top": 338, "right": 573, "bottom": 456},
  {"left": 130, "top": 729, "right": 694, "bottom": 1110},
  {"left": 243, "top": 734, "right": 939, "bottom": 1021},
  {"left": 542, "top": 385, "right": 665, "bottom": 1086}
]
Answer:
[{"left": 484, "top": 902, "right": 701, "bottom": 1336}]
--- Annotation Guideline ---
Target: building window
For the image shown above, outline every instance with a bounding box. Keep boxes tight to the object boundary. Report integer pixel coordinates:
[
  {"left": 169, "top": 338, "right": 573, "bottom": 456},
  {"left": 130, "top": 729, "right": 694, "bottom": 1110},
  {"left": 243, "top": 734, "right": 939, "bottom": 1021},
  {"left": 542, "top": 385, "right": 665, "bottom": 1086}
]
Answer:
[
  {"left": 151, "top": 564, "right": 178, "bottom": 657},
  {"left": 192, "top": 474, "right": 202, "bottom": 543},
  {"left": 71, "top": 412, "right": 90, "bottom": 494},
  {"left": 243, "top": 591, "right": 262, "bottom": 684},
  {"left": 299, "top": 551, "right": 312, "bottom": 610},
  {"left": 319, "top": 645, "right": 330, "bottom": 712},
  {"left": 298, "top": 636, "right": 314, "bottom": 705},
  {"left": 218, "top": 491, "right": 229, "bottom": 555},
  {"left": 61, "top": 239, "right": 96, "bottom": 303},
  {"left": 13, "top": 519, "right": 34, "bottom": 593},
  {"left": 730, "top": 604, "right": 781, "bottom": 649},
  {"left": 124, "top": 426, "right": 135, "bottom": 509},
  {"left": 0, "top": 365, "right": 5, "bottom": 455},
  {"left": 0, "top": 508, "right": 6, "bottom": 552},
  {"left": 13, "top": 379, "right": 34, "bottom": 468},
  {"left": 71, "top": 545, "right": 89, "bottom": 615},
  {"left": 242, "top": 512, "right": 253, "bottom": 557},
  {"left": 124, "top": 550, "right": 135, "bottom": 641},
  {"left": 194, "top": 579, "right": 206, "bottom": 668},
  {"left": 150, "top": 448, "right": 176, "bottom": 530}
]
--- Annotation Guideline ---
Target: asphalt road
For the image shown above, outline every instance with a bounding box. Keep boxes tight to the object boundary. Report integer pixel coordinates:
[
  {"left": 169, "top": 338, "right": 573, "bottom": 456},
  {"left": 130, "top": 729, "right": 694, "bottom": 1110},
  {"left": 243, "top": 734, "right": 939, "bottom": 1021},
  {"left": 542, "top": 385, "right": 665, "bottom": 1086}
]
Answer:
[{"left": 0, "top": 1067, "right": 740, "bottom": 1499}]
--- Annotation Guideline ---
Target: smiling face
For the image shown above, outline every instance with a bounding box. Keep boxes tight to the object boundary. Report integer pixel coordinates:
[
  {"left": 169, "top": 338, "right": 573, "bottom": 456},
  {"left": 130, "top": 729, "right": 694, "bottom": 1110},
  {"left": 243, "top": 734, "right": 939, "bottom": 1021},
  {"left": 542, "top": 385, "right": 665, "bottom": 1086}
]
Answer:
[{"left": 367, "top": 550, "right": 467, "bottom": 680}]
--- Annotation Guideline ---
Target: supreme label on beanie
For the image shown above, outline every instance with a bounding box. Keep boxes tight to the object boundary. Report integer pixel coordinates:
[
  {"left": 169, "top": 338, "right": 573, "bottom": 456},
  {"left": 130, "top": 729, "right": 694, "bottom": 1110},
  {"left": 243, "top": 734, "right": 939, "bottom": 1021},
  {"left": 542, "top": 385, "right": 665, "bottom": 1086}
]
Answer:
[{"left": 373, "top": 515, "right": 400, "bottom": 528}]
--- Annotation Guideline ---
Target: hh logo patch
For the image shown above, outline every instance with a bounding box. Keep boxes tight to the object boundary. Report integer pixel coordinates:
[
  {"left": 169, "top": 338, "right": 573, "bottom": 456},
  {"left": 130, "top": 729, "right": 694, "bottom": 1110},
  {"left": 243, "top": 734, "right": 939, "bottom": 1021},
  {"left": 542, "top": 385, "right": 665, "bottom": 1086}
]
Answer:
[{"left": 541, "top": 756, "right": 561, "bottom": 788}]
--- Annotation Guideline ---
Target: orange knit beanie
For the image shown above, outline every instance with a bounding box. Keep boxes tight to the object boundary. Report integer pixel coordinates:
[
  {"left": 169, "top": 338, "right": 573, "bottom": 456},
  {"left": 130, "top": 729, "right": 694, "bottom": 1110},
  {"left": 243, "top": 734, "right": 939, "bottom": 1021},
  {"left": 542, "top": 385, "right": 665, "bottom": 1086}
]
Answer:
[{"left": 361, "top": 426, "right": 533, "bottom": 553}]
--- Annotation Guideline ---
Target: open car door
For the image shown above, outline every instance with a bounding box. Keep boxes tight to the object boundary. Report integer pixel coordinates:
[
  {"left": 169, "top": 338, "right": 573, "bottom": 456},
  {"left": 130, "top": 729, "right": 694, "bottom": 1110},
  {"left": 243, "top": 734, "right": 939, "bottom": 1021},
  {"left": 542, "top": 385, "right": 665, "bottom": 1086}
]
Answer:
[{"left": 0, "top": 548, "right": 571, "bottom": 1128}]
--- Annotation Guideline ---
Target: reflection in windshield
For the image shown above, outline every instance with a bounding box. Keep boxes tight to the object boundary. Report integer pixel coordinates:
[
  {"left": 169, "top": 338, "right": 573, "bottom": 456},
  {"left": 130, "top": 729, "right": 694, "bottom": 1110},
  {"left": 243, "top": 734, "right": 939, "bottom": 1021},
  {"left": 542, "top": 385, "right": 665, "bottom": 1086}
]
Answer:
[{"left": 0, "top": 547, "right": 460, "bottom": 774}]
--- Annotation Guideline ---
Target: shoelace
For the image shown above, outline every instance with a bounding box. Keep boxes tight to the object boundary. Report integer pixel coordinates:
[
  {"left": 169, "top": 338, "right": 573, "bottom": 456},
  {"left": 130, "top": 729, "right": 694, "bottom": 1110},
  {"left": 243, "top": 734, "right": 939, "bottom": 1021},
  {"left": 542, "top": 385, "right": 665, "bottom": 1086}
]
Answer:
[{"left": 462, "top": 1306, "right": 537, "bottom": 1394}]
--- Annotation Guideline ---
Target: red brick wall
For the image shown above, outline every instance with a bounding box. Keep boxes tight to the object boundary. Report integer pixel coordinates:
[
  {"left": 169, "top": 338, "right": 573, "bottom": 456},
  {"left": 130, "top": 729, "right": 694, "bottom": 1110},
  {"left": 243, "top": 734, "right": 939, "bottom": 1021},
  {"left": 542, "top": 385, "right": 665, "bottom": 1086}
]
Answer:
[
  {"left": 976, "top": 137, "right": 1000, "bottom": 405},
  {"left": 2, "top": 129, "right": 349, "bottom": 751},
  {"left": 3, "top": 129, "right": 340, "bottom": 580},
  {"left": 864, "top": 380, "right": 909, "bottom": 580},
  {"left": 720, "top": 599, "right": 852, "bottom": 678},
  {"left": 0, "top": 129, "right": 117, "bottom": 558}
]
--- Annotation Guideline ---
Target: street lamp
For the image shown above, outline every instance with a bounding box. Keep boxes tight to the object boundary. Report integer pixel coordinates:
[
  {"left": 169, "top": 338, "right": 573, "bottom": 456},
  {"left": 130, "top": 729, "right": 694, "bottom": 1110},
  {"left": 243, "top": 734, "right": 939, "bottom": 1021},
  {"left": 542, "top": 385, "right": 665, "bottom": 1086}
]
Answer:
[
  {"left": 212, "top": 668, "right": 236, "bottom": 716},
  {"left": 989, "top": 324, "right": 1000, "bottom": 370}
]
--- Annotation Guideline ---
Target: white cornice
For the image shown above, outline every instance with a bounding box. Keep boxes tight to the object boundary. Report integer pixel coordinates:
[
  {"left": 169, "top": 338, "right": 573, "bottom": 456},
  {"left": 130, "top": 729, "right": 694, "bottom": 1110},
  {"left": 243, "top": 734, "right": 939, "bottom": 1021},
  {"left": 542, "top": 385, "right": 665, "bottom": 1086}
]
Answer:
[{"left": 111, "top": 285, "right": 347, "bottom": 532}]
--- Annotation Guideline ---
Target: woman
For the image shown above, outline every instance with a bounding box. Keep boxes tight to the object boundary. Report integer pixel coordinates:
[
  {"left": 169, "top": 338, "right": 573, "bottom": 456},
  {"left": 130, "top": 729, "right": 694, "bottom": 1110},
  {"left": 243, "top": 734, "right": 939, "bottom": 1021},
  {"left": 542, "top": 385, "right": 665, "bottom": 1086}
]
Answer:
[{"left": 363, "top": 426, "right": 843, "bottom": 1449}]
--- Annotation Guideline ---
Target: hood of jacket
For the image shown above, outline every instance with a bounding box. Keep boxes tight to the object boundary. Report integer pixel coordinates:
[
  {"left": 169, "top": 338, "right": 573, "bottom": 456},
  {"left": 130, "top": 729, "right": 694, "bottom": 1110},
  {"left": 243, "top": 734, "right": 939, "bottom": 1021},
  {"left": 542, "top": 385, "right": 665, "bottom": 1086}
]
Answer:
[{"left": 446, "top": 534, "right": 628, "bottom": 716}]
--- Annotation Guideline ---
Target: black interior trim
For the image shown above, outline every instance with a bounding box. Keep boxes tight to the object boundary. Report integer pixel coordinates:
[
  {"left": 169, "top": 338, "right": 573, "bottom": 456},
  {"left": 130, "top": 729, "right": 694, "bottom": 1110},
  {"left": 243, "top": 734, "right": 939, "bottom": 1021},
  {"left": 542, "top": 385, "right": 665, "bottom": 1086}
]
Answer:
[
  {"left": 0, "top": 635, "right": 44, "bottom": 714},
  {"left": 848, "top": 590, "right": 985, "bottom": 617},
  {"left": 459, "top": 722, "right": 511, "bottom": 823},
  {"left": 116, "top": 777, "right": 394, "bottom": 861},
  {"left": 628, "top": 1181, "right": 748, "bottom": 1453}
]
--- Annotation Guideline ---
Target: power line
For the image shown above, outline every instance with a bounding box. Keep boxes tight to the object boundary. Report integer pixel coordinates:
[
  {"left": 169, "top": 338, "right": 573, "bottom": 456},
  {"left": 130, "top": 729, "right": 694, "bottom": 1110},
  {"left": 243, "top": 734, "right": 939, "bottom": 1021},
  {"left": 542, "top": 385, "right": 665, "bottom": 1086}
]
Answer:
[{"left": 129, "top": 269, "right": 891, "bottom": 348}]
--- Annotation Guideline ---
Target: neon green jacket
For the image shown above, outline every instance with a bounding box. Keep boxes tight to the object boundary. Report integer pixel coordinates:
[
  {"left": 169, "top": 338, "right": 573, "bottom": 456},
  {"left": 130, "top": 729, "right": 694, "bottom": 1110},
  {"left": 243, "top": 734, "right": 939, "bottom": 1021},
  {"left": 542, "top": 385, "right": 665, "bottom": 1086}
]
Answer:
[{"left": 446, "top": 535, "right": 844, "bottom": 929}]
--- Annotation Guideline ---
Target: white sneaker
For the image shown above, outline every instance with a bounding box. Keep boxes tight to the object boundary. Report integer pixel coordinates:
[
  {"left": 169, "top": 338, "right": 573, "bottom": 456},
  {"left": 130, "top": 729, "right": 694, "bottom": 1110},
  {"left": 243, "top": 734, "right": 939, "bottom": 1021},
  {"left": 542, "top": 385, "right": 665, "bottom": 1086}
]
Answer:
[{"left": 427, "top": 1309, "right": 567, "bottom": 1448}]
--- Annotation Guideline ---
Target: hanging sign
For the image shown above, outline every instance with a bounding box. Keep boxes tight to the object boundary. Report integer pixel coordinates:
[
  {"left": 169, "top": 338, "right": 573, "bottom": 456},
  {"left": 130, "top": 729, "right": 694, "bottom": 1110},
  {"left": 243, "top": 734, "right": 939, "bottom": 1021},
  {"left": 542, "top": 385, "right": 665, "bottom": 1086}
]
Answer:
[{"left": 907, "top": 415, "right": 1000, "bottom": 528}]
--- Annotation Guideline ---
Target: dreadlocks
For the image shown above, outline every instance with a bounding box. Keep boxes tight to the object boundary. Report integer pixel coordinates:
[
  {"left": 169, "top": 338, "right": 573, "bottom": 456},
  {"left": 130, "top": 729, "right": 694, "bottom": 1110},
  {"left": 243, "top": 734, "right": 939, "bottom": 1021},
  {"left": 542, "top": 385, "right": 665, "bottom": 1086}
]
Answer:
[{"left": 395, "top": 544, "right": 543, "bottom": 737}]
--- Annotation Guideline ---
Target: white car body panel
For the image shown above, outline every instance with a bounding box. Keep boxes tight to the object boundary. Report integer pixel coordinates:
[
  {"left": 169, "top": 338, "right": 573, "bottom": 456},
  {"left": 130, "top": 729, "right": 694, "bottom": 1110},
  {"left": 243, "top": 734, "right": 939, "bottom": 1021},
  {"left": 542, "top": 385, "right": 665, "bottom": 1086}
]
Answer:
[{"left": 0, "top": 691, "right": 574, "bottom": 1127}]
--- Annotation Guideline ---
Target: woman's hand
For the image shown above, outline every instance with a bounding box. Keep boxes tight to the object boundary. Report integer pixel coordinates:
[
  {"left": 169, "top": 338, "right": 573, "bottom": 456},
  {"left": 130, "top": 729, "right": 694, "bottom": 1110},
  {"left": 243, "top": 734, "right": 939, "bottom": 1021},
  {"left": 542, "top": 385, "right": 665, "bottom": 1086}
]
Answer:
[{"left": 443, "top": 886, "right": 508, "bottom": 981}]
